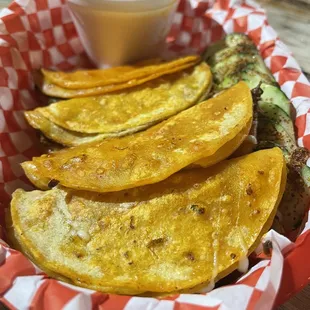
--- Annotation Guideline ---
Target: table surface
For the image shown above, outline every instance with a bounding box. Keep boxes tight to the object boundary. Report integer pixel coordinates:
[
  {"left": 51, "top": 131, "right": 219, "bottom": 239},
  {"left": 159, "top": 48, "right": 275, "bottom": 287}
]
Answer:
[{"left": 0, "top": 0, "right": 309, "bottom": 309}]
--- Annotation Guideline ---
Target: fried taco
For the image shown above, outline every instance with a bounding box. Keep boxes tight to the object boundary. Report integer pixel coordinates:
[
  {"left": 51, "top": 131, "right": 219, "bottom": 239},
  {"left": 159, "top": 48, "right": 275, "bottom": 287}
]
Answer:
[
  {"left": 22, "top": 82, "right": 253, "bottom": 192},
  {"left": 8, "top": 148, "right": 286, "bottom": 295}
]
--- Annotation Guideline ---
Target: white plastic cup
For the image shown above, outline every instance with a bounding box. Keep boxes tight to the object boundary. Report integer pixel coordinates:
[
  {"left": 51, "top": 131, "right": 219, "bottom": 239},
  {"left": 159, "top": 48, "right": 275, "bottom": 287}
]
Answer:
[{"left": 67, "top": 0, "right": 180, "bottom": 68}]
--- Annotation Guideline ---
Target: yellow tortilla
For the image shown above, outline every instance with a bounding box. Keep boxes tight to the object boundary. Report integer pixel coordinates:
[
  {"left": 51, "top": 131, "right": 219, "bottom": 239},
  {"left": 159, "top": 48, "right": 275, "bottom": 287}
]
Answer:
[
  {"left": 29, "top": 63, "right": 212, "bottom": 135},
  {"left": 22, "top": 82, "right": 253, "bottom": 192},
  {"left": 9, "top": 148, "right": 287, "bottom": 294},
  {"left": 25, "top": 110, "right": 155, "bottom": 147},
  {"left": 37, "top": 60, "right": 200, "bottom": 99},
  {"left": 190, "top": 119, "right": 252, "bottom": 168},
  {"left": 42, "top": 55, "right": 200, "bottom": 89}
]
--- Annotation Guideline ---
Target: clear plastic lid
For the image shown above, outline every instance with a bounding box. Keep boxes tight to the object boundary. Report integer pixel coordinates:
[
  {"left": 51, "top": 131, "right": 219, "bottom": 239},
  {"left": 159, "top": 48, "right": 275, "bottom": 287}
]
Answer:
[{"left": 68, "top": 0, "right": 178, "bottom": 12}]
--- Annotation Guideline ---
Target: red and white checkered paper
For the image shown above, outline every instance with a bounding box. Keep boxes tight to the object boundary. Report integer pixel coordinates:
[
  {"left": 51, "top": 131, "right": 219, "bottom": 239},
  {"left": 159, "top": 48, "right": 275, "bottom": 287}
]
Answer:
[{"left": 0, "top": 0, "right": 310, "bottom": 309}]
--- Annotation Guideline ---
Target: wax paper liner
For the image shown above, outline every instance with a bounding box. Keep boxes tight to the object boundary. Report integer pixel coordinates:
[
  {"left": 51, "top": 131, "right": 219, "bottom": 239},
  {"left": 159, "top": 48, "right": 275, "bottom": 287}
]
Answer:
[{"left": 0, "top": 0, "right": 310, "bottom": 309}]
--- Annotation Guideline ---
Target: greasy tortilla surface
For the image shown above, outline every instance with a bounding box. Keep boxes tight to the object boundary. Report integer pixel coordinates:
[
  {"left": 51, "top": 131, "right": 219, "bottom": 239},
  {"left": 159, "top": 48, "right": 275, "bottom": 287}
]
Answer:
[
  {"left": 29, "top": 62, "right": 212, "bottom": 134},
  {"left": 42, "top": 55, "right": 200, "bottom": 89},
  {"left": 22, "top": 82, "right": 253, "bottom": 192},
  {"left": 192, "top": 119, "right": 252, "bottom": 168},
  {"left": 9, "top": 148, "right": 286, "bottom": 294},
  {"left": 37, "top": 59, "right": 200, "bottom": 98},
  {"left": 25, "top": 110, "right": 156, "bottom": 147}
]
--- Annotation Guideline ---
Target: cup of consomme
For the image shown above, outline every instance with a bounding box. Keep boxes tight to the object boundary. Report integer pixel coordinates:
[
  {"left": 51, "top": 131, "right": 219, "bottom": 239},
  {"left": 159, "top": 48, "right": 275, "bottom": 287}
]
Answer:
[{"left": 67, "top": 0, "right": 179, "bottom": 68}]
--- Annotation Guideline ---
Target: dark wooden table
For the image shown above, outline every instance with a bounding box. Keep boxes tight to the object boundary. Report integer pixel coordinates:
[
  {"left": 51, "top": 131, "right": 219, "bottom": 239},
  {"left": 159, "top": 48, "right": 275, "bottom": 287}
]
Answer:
[{"left": 0, "top": 0, "right": 309, "bottom": 309}]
